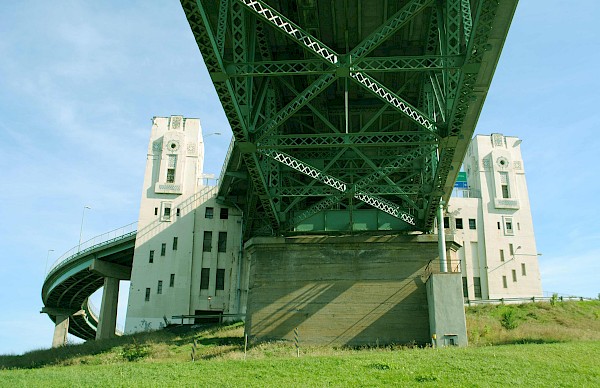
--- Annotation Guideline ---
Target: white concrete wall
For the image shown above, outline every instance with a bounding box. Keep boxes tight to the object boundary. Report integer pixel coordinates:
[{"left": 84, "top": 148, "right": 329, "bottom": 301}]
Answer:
[{"left": 125, "top": 116, "right": 245, "bottom": 333}]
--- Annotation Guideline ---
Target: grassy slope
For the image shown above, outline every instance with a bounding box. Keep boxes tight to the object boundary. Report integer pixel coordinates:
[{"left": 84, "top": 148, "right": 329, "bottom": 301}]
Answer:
[{"left": 1, "top": 301, "right": 599, "bottom": 386}]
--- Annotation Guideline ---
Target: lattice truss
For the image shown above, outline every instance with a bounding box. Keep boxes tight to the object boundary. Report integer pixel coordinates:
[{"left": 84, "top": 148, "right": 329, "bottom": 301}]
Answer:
[{"left": 180, "top": 0, "right": 511, "bottom": 236}]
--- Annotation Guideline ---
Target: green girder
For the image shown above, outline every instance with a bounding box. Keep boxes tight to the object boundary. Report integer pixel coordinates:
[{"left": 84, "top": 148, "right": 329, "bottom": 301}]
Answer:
[{"left": 180, "top": 0, "right": 519, "bottom": 236}]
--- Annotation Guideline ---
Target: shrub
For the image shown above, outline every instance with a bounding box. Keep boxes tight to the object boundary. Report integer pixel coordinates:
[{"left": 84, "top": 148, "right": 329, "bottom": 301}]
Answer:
[
  {"left": 121, "top": 339, "right": 150, "bottom": 362},
  {"left": 551, "top": 293, "right": 559, "bottom": 307},
  {"left": 500, "top": 308, "right": 520, "bottom": 330}
]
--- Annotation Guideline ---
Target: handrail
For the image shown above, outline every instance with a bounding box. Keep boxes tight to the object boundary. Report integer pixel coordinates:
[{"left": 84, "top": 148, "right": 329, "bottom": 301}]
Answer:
[
  {"left": 46, "top": 222, "right": 138, "bottom": 278},
  {"left": 217, "top": 136, "right": 235, "bottom": 192},
  {"left": 465, "top": 295, "right": 595, "bottom": 306},
  {"left": 87, "top": 298, "right": 124, "bottom": 335}
]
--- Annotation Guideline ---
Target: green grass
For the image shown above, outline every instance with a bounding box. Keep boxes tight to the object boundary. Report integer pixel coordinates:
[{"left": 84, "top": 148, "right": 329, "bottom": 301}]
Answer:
[{"left": 1, "top": 301, "right": 599, "bottom": 386}]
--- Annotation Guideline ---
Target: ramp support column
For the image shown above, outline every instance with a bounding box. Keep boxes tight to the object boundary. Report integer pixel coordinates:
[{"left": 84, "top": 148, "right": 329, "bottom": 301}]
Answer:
[
  {"left": 90, "top": 259, "right": 131, "bottom": 340},
  {"left": 96, "top": 277, "right": 120, "bottom": 340},
  {"left": 52, "top": 314, "right": 70, "bottom": 347}
]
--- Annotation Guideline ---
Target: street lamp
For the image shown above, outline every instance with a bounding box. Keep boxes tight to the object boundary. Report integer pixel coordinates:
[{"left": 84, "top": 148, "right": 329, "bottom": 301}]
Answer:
[
  {"left": 78, "top": 205, "right": 91, "bottom": 253},
  {"left": 45, "top": 249, "right": 54, "bottom": 274},
  {"left": 204, "top": 132, "right": 222, "bottom": 138}
]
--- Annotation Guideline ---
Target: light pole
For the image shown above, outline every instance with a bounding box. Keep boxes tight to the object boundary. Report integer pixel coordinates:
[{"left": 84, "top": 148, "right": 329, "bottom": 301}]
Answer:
[
  {"left": 45, "top": 249, "right": 54, "bottom": 274},
  {"left": 78, "top": 205, "right": 91, "bottom": 253}
]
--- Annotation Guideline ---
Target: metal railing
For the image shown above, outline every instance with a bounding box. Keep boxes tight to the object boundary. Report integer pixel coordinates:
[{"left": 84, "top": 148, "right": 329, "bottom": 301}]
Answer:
[
  {"left": 422, "top": 259, "right": 462, "bottom": 281},
  {"left": 465, "top": 295, "right": 595, "bottom": 306},
  {"left": 135, "top": 185, "right": 217, "bottom": 244},
  {"left": 46, "top": 222, "right": 138, "bottom": 277},
  {"left": 217, "top": 136, "right": 235, "bottom": 192},
  {"left": 87, "top": 298, "right": 124, "bottom": 335}
]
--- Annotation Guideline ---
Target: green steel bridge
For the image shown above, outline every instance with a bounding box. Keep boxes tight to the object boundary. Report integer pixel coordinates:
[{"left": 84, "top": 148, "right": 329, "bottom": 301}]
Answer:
[
  {"left": 182, "top": 0, "right": 518, "bottom": 238},
  {"left": 42, "top": 0, "right": 518, "bottom": 343}
]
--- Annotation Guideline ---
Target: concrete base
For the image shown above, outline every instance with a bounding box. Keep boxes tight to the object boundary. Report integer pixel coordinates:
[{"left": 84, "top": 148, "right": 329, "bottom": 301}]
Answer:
[
  {"left": 52, "top": 314, "right": 69, "bottom": 347},
  {"left": 96, "top": 277, "right": 120, "bottom": 340},
  {"left": 244, "top": 234, "right": 461, "bottom": 346},
  {"left": 426, "top": 273, "right": 468, "bottom": 347}
]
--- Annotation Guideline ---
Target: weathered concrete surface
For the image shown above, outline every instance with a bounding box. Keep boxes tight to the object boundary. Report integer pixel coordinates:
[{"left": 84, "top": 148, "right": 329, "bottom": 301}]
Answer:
[
  {"left": 96, "top": 277, "right": 120, "bottom": 340},
  {"left": 426, "top": 273, "right": 468, "bottom": 347},
  {"left": 52, "top": 314, "right": 69, "bottom": 347},
  {"left": 244, "top": 234, "right": 461, "bottom": 346}
]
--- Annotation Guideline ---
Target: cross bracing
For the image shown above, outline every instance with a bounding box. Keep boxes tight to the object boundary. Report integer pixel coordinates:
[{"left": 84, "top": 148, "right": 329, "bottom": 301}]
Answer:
[{"left": 181, "top": 0, "right": 518, "bottom": 238}]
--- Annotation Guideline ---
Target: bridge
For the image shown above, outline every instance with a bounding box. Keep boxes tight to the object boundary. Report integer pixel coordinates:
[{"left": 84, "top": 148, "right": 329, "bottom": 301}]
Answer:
[
  {"left": 41, "top": 1, "right": 519, "bottom": 347},
  {"left": 41, "top": 224, "right": 136, "bottom": 346},
  {"left": 182, "top": 0, "right": 518, "bottom": 237}
]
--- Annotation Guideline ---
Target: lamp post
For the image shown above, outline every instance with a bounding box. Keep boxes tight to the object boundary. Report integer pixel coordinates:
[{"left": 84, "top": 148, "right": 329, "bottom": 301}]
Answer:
[
  {"left": 44, "top": 249, "right": 54, "bottom": 274},
  {"left": 78, "top": 205, "right": 91, "bottom": 253}
]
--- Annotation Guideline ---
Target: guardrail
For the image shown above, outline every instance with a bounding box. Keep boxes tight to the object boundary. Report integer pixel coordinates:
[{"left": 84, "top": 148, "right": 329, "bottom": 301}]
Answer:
[
  {"left": 46, "top": 222, "right": 138, "bottom": 277},
  {"left": 217, "top": 136, "right": 235, "bottom": 191},
  {"left": 87, "top": 298, "right": 124, "bottom": 335},
  {"left": 465, "top": 295, "right": 595, "bottom": 306}
]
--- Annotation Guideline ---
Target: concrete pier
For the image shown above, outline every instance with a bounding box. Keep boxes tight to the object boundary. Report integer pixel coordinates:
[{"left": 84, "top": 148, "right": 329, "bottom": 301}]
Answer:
[
  {"left": 90, "top": 259, "right": 130, "bottom": 340},
  {"left": 244, "top": 234, "right": 462, "bottom": 346}
]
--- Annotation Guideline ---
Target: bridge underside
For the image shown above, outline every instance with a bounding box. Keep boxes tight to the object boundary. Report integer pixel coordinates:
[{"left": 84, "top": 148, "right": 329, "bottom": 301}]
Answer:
[{"left": 182, "top": 0, "right": 517, "bottom": 238}]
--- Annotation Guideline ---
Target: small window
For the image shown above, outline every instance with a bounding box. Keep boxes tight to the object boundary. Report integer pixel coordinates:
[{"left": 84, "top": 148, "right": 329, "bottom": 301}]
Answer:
[
  {"left": 173, "top": 237, "right": 178, "bottom": 251},
  {"left": 509, "top": 243, "right": 514, "bottom": 256},
  {"left": 164, "top": 207, "right": 171, "bottom": 219},
  {"left": 149, "top": 250, "right": 154, "bottom": 263},
  {"left": 443, "top": 217, "right": 450, "bottom": 229},
  {"left": 521, "top": 263, "right": 527, "bottom": 276},
  {"left": 176, "top": 208, "right": 180, "bottom": 217},
  {"left": 501, "top": 184, "right": 509, "bottom": 199},
  {"left": 468, "top": 219, "right": 476, "bottom": 230},
  {"left": 500, "top": 249, "right": 505, "bottom": 262},
  {"left": 145, "top": 288, "right": 151, "bottom": 302},
  {"left": 462, "top": 277, "right": 468, "bottom": 298},
  {"left": 167, "top": 168, "right": 175, "bottom": 183},
  {"left": 161, "top": 243, "right": 166, "bottom": 256},
  {"left": 455, "top": 218, "right": 463, "bottom": 230},
  {"left": 216, "top": 269, "right": 225, "bottom": 291},
  {"left": 502, "top": 276, "right": 508, "bottom": 288},
  {"left": 220, "top": 208, "right": 229, "bottom": 220},
  {"left": 205, "top": 207, "right": 214, "bottom": 219},
  {"left": 497, "top": 222, "right": 501, "bottom": 230},
  {"left": 517, "top": 222, "right": 521, "bottom": 231},
  {"left": 170, "top": 273, "right": 175, "bottom": 287},
  {"left": 218, "top": 232, "right": 227, "bottom": 253},
  {"left": 154, "top": 207, "right": 158, "bottom": 216},
  {"left": 200, "top": 268, "right": 210, "bottom": 290},
  {"left": 157, "top": 280, "right": 163, "bottom": 294},
  {"left": 473, "top": 277, "right": 482, "bottom": 298},
  {"left": 506, "top": 221, "right": 513, "bottom": 233},
  {"left": 512, "top": 269, "right": 517, "bottom": 282},
  {"left": 203, "top": 231, "right": 212, "bottom": 252}
]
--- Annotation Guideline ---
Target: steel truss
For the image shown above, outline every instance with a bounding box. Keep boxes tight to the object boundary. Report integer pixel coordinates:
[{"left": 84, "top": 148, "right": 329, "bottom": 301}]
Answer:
[{"left": 181, "top": 0, "right": 518, "bottom": 236}]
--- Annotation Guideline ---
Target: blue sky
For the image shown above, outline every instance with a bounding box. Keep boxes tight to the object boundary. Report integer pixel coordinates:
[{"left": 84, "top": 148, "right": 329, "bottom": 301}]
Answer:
[{"left": 1, "top": 1, "right": 598, "bottom": 355}]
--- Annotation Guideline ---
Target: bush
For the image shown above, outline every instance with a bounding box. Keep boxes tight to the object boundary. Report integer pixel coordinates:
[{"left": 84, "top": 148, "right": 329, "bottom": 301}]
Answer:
[
  {"left": 121, "top": 340, "right": 149, "bottom": 362},
  {"left": 500, "top": 308, "right": 520, "bottom": 330}
]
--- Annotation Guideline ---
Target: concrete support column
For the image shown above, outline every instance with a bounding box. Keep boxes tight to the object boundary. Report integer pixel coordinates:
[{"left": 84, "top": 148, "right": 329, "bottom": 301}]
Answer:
[
  {"left": 437, "top": 200, "right": 447, "bottom": 272},
  {"left": 52, "top": 314, "right": 69, "bottom": 347},
  {"left": 96, "top": 277, "right": 120, "bottom": 340}
]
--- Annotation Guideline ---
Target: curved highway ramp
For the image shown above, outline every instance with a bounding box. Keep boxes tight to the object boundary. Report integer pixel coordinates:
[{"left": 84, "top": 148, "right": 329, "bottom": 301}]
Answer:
[{"left": 41, "top": 223, "right": 136, "bottom": 344}]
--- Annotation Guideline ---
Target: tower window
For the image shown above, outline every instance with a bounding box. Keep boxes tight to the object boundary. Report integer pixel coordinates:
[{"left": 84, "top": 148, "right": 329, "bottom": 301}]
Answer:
[
  {"left": 521, "top": 263, "right": 527, "bottom": 276},
  {"left": 166, "top": 169, "right": 175, "bottom": 183},
  {"left": 145, "top": 288, "right": 151, "bottom": 302},
  {"left": 512, "top": 269, "right": 517, "bottom": 282},
  {"left": 205, "top": 207, "right": 214, "bottom": 219},
  {"left": 469, "top": 219, "right": 476, "bottom": 230},
  {"left": 473, "top": 277, "right": 482, "bottom": 298},
  {"left": 443, "top": 217, "right": 450, "bottom": 229},
  {"left": 509, "top": 243, "right": 514, "bottom": 256},
  {"left": 500, "top": 249, "right": 505, "bottom": 262},
  {"left": 200, "top": 268, "right": 210, "bottom": 290},
  {"left": 164, "top": 207, "right": 171, "bottom": 219},
  {"left": 154, "top": 207, "right": 158, "bottom": 216},
  {"left": 161, "top": 243, "right": 166, "bottom": 256},
  {"left": 462, "top": 277, "right": 468, "bottom": 298},
  {"left": 502, "top": 276, "right": 508, "bottom": 288},
  {"left": 203, "top": 231, "right": 212, "bottom": 252},
  {"left": 149, "top": 250, "right": 154, "bottom": 263},
  {"left": 216, "top": 269, "right": 225, "bottom": 291},
  {"left": 173, "top": 237, "right": 178, "bottom": 250},
  {"left": 218, "top": 232, "right": 227, "bottom": 253},
  {"left": 157, "top": 280, "right": 163, "bottom": 294},
  {"left": 500, "top": 171, "right": 510, "bottom": 198},
  {"left": 176, "top": 208, "right": 180, "bottom": 217},
  {"left": 220, "top": 208, "right": 229, "bottom": 219},
  {"left": 170, "top": 273, "right": 175, "bottom": 287},
  {"left": 455, "top": 218, "right": 463, "bottom": 229}
]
